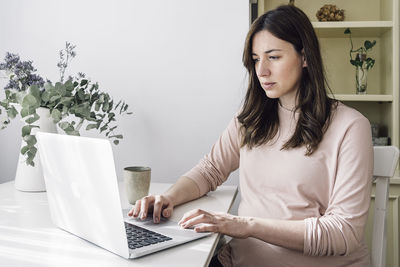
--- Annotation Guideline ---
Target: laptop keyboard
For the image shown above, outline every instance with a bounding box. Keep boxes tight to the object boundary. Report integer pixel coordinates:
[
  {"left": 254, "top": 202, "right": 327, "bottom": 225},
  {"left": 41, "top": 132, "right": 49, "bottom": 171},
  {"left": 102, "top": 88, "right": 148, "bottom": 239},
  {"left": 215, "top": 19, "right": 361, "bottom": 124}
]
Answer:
[{"left": 125, "top": 222, "right": 172, "bottom": 250}]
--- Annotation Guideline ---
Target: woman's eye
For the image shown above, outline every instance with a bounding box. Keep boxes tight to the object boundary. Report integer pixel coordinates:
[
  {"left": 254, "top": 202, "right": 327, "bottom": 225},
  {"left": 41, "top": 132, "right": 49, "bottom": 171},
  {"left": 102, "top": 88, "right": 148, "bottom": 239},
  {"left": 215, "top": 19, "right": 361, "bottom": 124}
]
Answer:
[
  {"left": 269, "top": 56, "right": 280, "bottom": 60},
  {"left": 252, "top": 58, "right": 260, "bottom": 62}
]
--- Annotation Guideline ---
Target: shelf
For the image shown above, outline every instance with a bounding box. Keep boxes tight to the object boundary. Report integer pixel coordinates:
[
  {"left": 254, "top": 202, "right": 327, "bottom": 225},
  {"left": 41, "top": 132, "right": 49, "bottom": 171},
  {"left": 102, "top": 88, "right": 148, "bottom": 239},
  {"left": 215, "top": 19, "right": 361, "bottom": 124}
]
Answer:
[
  {"left": 329, "top": 94, "right": 393, "bottom": 102},
  {"left": 312, "top": 21, "right": 393, "bottom": 37}
]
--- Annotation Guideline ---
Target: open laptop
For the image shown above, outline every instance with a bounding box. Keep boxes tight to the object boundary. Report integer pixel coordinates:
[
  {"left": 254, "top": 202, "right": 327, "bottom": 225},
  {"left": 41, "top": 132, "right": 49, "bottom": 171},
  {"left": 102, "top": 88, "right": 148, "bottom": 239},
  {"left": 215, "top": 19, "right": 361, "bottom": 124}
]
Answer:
[{"left": 36, "top": 132, "right": 211, "bottom": 259}]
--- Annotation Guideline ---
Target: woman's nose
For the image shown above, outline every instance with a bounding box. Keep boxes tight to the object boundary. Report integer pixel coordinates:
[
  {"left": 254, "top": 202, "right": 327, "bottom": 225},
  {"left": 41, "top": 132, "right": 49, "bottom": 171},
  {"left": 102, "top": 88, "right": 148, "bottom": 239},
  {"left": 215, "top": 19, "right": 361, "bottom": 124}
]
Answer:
[{"left": 256, "top": 60, "right": 271, "bottom": 77}]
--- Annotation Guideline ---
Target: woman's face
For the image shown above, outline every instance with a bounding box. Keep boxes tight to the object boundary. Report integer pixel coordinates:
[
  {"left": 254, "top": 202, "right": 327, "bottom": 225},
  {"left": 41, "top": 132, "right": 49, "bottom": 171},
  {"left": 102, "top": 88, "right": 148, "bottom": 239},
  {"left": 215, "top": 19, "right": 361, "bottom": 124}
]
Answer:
[{"left": 251, "top": 30, "right": 306, "bottom": 109}]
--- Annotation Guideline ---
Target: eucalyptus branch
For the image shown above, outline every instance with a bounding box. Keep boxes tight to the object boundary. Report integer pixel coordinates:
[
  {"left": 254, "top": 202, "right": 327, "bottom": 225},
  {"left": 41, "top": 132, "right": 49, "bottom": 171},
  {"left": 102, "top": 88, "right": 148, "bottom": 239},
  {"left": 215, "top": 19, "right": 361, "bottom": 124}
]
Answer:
[{"left": 1, "top": 43, "right": 133, "bottom": 166}]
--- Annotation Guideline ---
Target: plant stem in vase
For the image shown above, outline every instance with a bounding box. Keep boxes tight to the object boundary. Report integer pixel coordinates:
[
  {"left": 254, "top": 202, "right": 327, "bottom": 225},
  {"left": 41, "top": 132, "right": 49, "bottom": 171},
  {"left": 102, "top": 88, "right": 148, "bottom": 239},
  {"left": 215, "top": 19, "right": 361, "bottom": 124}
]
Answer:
[{"left": 355, "top": 53, "right": 368, "bottom": 94}]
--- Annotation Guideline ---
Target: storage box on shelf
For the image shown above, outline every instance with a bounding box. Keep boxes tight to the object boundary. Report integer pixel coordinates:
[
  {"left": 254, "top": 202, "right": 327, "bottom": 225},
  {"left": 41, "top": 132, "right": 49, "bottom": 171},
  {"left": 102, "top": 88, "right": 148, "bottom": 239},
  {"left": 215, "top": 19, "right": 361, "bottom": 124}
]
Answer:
[{"left": 258, "top": 1, "right": 399, "bottom": 266}]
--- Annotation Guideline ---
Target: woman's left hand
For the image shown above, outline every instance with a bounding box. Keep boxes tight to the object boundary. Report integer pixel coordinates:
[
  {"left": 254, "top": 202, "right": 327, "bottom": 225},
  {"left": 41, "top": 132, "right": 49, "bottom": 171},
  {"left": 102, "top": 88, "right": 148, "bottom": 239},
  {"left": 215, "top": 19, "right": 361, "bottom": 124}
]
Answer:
[{"left": 178, "top": 209, "right": 251, "bottom": 239}]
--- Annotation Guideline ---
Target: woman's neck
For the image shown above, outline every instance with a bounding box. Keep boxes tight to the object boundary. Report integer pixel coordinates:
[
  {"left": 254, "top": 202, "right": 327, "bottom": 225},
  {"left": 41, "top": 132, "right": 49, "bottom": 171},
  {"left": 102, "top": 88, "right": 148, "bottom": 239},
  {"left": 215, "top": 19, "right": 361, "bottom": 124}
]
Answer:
[{"left": 278, "top": 100, "right": 296, "bottom": 112}]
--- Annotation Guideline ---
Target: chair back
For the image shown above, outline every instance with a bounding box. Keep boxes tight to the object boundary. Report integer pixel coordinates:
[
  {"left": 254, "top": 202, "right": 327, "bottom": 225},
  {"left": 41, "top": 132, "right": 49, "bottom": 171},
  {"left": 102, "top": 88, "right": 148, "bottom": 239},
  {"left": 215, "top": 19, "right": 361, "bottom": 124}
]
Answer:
[{"left": 371, "top": 146, "right": 399, "bottom": 267}]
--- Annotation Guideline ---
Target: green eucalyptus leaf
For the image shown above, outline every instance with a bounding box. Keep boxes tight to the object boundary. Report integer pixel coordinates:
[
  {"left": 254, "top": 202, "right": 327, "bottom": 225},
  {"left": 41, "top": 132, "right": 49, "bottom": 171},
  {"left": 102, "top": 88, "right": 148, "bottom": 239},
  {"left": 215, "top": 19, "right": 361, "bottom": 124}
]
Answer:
[
  {"left": 91, "top": 92, "right": 99, "bottom": 102},
  {"left": 59, "top": 122, "right": 75, "bottom": 133},
  {"left": 29, "top": 85, "right": 41, "bottom": 102},
  {"left": 7, "top": 106, "right": 18, "bottom": 119},
  {"left": 25, "top": 113, "right": 40, "bottom": 124},
  {"left": 119, "top": 102, "right": 126, "bottom": 114},
  {"left": 59, "top": 83, "right": 67, "bottom": 96},
  {"left": 80, "top": 79, "right": 88, "bottom": 86},
  {"left": 20, "top": 106, "right": 37, "bottom": 118},
  {"left": 75, "top": 104, "right": 91, "bottom": 118},
  {"left": 51, "top": 109, "right": 62, "bottom": 123},
  {"left": 0, "top": 101, "right": 7, "bottom": 109},
  {"left": 50, "top": 95, "right": 61, "bottom": 102},
  {"left": 108, "top": 100, "right": 113, "bottom": 112},
  {"left": 95, "top": 102, "right": 101, "bottom": 111},
  {"left": 77, "top": 90, "right": 85, "bottom": 100},
  {"left": 55, "top": 82, "right": 63, "bottom": 93},
  {"left": 104, "top": 94, "right": 109, "bottom": 103},
  {"left": 21, "top": 145, "right": 29, "bottom": 155},
  {"left": 26, "top": 156, "right": 35, "bottom": 167},
  {"left": 65, "top": 80, "right": 74, "bottom": 92},
  {"left": 109, "top": 134, "right": 123, "bottom": 139},
  {"left": 44, "top": 82, "right": 53, "bottom": 91},
  {"left": 86, "top": 123, "right": 98, "bottom": 130},
  {"left": 85, "top": 116, "right": 96, "bottom": 122},
  {"left": 20, "top": 107, "right": 29, "bottom": 118},
  {"left": 108, "top": 112, "right": 115, "bottom": 120},
  {"left": 15, "top": 91, "right": 25, "bottom": 103},
  {"left": 5, "top": 89, "right": 11, "bottom": 99},
  {"left": 42, "top": 91, "right": 50, "bottom": 102},
  {"left": 22, "top": 94, "right": 39, "bottom": 109},
  {"left": 21, "top": 125, "right": 38, "bottom": 137},
  {"left": 23, "top": 135, "right": 37, "bottom": 146},
  {"left": 102, "top": 102, "right": 109, "bottom": 112},
  {"left": 65, "top": 129, "right": 80, "bottom": 136},
  {"left": 59, "top": 96, "right": 73, "bottom": 106},
  {"left": 59, "top": 121, "right": 70, "bottom": 130},
  {"left": 100, "top": 125, "right": 108, "bottom": 133},
  {"left": 29, "top": 146, "right": 37, "bottom": 157},
  {"left": 22, "top": 125, "right": 32, "bottom": 137},
  {"left": 98, "top": 94, "right": 105, "bottom": 104},
  {"left": 26, "top": 148, "right": 37, "bottom": 163}
]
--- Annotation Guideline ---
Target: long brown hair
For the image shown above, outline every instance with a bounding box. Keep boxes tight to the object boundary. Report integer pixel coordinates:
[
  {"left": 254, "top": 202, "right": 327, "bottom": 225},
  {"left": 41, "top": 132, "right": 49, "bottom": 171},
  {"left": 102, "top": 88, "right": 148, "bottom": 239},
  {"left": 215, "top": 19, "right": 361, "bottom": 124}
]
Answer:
[{"left": 238, "top": 5, "right": 336, "bottom": 155}]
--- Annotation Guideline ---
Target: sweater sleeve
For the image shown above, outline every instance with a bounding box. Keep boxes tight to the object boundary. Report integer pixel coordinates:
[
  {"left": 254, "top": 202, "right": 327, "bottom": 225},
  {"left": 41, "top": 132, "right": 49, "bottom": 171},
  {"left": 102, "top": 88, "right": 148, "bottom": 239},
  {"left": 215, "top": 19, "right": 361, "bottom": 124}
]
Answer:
[
  {"left": 304, "top": 115, "right": 373, "bottom": 256},
  {"left": 183, "top": 115, "right": 241, "bottom": 196}
]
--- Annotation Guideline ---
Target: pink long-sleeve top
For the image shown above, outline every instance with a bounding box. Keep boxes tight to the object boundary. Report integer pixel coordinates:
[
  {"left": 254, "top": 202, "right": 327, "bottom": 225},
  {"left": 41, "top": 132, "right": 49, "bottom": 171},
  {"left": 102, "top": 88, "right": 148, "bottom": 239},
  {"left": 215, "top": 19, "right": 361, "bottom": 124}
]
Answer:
[{"left": 184, "top": 102, "right": 373, "bottom": 267}]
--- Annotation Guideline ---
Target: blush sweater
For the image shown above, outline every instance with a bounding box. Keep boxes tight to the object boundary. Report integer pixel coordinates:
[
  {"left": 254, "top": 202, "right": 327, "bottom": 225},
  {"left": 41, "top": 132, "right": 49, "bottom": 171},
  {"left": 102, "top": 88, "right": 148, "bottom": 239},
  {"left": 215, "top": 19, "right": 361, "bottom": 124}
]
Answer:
[{"left": 183, "top": 103, "right": 373, "bottom": 267}]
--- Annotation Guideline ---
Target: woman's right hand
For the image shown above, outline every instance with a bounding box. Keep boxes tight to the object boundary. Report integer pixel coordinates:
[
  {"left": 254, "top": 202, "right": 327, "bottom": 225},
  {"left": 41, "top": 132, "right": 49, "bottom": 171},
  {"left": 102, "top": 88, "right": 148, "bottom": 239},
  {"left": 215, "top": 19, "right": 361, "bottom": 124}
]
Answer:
[{"left": 127, "top": 194, "right": 175, "bottom": 224}]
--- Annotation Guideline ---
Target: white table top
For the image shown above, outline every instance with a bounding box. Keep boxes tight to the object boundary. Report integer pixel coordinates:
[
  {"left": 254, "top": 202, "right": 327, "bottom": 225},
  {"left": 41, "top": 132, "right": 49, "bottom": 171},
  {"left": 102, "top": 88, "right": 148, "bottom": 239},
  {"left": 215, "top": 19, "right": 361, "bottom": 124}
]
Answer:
[{"left": 0, "top": 181, "right": 237, "bottom": 267}]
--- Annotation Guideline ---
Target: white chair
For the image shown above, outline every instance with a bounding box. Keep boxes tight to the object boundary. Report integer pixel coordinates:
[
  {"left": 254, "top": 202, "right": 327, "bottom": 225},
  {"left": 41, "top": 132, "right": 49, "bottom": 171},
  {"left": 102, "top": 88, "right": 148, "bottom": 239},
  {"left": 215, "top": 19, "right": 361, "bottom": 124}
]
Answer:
[{"left": 371, "top": 146, "right": 399, "bottom": 267}]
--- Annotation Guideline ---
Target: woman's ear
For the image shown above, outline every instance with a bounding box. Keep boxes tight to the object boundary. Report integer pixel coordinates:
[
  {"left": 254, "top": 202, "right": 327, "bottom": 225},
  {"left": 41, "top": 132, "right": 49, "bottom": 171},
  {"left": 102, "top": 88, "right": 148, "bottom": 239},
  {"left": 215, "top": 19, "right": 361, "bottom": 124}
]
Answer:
[{"left": 301, "top": 49, "right": 307, "bottom": 68}]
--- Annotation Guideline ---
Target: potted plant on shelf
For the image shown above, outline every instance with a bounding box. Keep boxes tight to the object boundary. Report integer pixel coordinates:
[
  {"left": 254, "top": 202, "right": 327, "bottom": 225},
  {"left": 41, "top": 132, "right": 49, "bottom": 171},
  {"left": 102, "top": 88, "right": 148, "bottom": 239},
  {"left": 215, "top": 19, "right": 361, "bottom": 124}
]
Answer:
[
  {"left": 344, "top": 28, "right": 376, "bottom": 94},
  {"left": 0, "top": 42, "right": 132, "bottom": 191}
]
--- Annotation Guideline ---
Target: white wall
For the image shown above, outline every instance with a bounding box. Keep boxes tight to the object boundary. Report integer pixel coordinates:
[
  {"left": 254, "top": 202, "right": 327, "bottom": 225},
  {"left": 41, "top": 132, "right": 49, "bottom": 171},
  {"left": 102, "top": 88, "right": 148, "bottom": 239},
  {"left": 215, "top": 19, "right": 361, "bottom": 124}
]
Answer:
[{"left": 0, "top": 0, "right": 249, "bottom": 208}]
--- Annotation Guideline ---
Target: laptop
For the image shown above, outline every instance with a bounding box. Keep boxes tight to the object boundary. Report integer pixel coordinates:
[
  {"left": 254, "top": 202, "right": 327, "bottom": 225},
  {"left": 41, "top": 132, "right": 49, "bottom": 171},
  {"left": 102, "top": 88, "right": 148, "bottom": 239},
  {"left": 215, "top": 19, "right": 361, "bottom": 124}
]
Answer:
[{"left": 36, "top": 132, "right": 211, "bottom": 259}]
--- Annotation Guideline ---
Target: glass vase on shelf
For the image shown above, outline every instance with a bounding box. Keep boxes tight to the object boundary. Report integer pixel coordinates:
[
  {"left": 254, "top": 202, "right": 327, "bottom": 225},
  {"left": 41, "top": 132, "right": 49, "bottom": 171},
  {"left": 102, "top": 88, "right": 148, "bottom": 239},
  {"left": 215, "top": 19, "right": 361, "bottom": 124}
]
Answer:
[{"left": 355, "top": 53, "right": 368, "bottom": 95}]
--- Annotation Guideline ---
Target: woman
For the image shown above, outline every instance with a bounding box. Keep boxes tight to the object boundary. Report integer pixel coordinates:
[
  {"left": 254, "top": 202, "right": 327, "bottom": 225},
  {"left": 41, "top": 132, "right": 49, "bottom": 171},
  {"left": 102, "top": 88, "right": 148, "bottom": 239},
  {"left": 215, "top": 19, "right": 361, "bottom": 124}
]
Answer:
[{"left": 128, "top": 5, "right": 373, "bottom": 266}]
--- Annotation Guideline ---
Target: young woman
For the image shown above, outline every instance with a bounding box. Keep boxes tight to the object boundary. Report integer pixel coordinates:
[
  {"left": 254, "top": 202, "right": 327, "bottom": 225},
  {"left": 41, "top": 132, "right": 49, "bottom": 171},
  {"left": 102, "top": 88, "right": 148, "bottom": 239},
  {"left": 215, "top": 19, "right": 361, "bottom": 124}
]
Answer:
[{"left": 128, "top": 5, "right": 373, "bottom": 266}]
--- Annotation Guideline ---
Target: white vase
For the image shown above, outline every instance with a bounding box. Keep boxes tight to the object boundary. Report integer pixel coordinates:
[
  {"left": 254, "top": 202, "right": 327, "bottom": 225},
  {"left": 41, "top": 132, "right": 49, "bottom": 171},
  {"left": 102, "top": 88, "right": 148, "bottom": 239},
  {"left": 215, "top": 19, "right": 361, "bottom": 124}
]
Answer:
[{"left": 15, "top": 107, "right": 58, "bottom": 192}]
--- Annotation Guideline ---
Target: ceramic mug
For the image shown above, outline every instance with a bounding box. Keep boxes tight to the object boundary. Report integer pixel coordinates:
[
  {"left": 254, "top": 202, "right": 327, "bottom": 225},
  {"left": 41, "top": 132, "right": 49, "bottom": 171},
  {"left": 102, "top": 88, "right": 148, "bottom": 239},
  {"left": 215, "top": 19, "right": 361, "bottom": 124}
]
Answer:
[{"left": 123, "top": 166, "right": 151, "bottom": 205}]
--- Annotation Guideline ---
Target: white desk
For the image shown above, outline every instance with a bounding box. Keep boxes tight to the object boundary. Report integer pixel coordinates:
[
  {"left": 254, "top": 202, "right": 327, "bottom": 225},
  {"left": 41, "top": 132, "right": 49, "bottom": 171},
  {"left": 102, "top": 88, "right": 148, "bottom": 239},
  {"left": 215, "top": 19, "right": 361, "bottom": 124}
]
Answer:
[{"left": 0, "top": 181, "right": 237, "bottom": 267}]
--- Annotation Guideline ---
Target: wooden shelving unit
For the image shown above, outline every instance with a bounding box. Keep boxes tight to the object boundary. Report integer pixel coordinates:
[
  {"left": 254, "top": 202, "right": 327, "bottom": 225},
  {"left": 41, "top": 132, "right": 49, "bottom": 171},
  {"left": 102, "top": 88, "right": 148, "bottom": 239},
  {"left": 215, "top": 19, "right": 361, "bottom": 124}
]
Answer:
[
  {"left": 312, "top": 21, "right": 393, "bottom": 37},
  {"left": 329, "top": 94, "right": 393, "bottom": 102}
]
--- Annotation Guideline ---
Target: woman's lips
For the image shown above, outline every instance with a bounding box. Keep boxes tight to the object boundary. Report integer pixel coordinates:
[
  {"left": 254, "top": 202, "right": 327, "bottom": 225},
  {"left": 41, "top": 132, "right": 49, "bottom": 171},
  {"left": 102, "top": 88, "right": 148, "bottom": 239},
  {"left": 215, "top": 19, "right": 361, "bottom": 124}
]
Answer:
[{"left": 262, "top": 82, "right": 276, "bottom": 90}]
